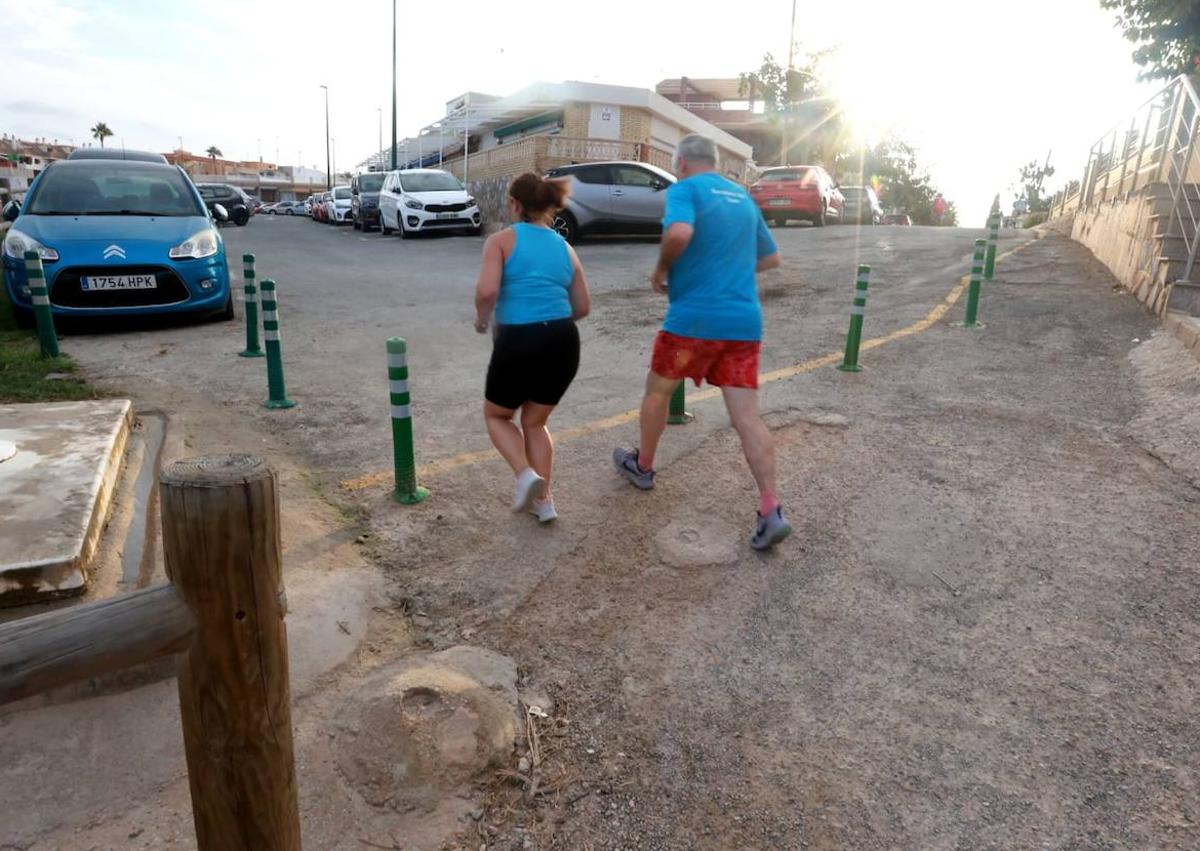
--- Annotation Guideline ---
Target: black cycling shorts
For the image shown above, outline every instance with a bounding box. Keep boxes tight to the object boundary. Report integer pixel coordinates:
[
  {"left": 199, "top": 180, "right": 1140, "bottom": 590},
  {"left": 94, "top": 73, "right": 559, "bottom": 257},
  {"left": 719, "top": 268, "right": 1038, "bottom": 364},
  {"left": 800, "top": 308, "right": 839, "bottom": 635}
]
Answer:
[{"left": 485, "top": 318, "right": 580, "bottom": 410}]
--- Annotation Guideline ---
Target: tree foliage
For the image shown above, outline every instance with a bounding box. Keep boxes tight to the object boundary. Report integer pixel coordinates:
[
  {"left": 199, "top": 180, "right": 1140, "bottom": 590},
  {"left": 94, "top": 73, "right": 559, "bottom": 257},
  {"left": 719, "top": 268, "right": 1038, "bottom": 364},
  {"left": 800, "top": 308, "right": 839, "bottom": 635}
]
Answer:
[
  {"left": 206, "top": 146, "right": 223, "bottom": 160},
  {"left": 1100, "top": 0, "right": 1200, "bottom": 80},
  {"left": 738, "top": 53, "right": 951, "bottom": 222},
  {"left": 1015, "top": 159, "right": 1056, "bottom": 212},
  {"left": 90, "top": 122, "right": 112, "bottom": 148}
]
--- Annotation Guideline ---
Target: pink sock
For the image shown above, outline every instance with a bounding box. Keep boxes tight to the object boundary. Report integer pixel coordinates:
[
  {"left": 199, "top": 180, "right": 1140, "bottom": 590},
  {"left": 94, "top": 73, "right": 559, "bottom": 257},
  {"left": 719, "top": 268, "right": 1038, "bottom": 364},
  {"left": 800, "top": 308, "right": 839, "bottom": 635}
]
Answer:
[
  {"left": 637, "top": 450, "right": 654, "bottom": 472},
  {"left": 759, "top": 492, "right": 780, "bottom": 516}
]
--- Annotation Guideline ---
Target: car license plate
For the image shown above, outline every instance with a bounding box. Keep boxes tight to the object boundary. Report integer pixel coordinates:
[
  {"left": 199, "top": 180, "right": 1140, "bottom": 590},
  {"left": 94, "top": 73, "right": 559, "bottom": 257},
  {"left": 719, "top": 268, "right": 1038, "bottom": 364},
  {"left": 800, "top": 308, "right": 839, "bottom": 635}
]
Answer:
[
  {"left": 436, "top": 212, "right": 458, "bottom": 220},
  {"left": 81, "top": 274, "right": 157, "bottom": 291},
  {"left": 768, "top": 199, "right": 791, "bottom": 207}
]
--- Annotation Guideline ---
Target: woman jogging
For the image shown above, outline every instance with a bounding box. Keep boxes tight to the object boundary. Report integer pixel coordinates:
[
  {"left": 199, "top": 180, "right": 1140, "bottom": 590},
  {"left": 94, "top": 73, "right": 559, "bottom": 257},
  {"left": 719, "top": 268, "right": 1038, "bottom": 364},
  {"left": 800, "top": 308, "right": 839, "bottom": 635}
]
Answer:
[{"left": 474, "top": 172, "right": 591, "bottom": 522}]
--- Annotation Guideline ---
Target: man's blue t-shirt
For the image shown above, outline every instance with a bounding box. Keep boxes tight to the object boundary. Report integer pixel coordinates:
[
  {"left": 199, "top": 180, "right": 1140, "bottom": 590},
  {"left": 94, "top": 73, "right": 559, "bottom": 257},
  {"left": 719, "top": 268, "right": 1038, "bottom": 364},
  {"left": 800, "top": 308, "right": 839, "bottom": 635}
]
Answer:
[{"left": 662, "top": 172, "right": 778, "bottom": 342}]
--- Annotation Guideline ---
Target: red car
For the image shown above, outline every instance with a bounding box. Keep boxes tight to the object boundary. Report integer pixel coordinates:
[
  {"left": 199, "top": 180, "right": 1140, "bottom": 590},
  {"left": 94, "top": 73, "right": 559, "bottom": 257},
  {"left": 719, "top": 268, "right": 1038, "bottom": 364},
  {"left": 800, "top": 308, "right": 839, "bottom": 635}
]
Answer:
[{"left": 750, "top": 165, "right": 844, "bottom": 227}]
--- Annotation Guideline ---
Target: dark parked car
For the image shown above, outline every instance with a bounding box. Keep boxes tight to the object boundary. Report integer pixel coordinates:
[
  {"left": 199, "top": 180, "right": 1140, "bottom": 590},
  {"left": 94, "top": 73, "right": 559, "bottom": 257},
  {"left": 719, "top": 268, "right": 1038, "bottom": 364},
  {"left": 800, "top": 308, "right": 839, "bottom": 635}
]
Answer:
[
  {"left": 351, "top": 171, "right": 385, "bottom": 231},
  {"left": 196, "top": 183, "right": 252, "bottom": 226},
  {"left": 839, "top": 185, "right": 883, "bottom": 225},
  {"left": 543, "top": 161, "right": 675, "bottom": 243}
]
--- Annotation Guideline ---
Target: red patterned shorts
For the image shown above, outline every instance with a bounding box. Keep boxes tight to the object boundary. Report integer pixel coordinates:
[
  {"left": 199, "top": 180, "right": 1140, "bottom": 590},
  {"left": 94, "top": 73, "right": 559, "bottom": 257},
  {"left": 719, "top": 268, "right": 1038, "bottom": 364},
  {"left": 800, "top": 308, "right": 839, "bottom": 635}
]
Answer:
[{"left": 650, "top": 331, "right": 761, "bottom": 389}]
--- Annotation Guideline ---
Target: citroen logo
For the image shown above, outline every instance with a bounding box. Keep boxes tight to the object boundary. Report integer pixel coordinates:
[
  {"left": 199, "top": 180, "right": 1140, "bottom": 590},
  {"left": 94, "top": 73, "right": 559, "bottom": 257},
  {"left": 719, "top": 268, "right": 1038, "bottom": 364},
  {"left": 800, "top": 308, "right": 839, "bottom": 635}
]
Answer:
[{"left": 102, "top": 244, "right": 126, "bottom": 260}]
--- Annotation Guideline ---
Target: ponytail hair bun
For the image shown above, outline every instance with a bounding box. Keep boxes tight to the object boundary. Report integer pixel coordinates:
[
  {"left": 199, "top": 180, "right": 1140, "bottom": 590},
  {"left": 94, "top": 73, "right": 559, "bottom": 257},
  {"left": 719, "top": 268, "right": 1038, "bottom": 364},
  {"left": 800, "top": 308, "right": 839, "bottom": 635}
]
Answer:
[{"left": 509, "top": 172, "right": 570, "bottom": 222}]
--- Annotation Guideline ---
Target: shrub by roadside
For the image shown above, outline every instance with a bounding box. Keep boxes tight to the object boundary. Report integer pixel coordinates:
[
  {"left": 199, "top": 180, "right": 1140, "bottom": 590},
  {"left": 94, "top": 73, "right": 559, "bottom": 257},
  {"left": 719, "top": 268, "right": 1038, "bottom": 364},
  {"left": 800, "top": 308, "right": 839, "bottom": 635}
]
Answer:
[
  {"left": 1023, "top": 211, "right": 1049, "bottom": 229},
  {"left": 0, "top": 276, "right": 95, "bottom": 403}
]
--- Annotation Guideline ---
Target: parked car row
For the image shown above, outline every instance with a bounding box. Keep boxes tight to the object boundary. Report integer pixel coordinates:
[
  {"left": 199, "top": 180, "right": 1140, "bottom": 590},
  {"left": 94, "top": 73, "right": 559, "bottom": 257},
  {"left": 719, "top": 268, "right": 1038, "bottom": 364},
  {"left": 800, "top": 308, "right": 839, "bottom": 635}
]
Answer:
[
  {"left": 748, "top": 166, "right": 886, "bottom": 227},
  {"left": 294, "top": 169, "right": 483, "bottom": 238}
]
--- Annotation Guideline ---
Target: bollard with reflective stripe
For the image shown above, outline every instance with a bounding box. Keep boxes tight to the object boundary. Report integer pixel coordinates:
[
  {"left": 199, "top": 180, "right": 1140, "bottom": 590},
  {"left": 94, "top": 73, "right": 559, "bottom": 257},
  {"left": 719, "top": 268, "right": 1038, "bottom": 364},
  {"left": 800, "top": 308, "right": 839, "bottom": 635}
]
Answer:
[
  {"left": 963, "top": 238, "right": 986, "bottom": 327},
  {"left": 259, "top": 279, "right": 296, "bottom": 409},
  {"left": 387, "top": 337, "right": 429, "bottom": 504},
  {"left": 667, "top": 382, "right": 693, "bottom": 425},
  {"left": 23, "top": 251, "right": 59, "bottom": 358},
  {"left": 837, "top": 264, "right": 871, "bottom": 372},
  {"left": 238, "top": 253, "right": 264, "bottom": 358},
  {"left": 984, "top": 201, "right": 1001, "bottom": 281}
]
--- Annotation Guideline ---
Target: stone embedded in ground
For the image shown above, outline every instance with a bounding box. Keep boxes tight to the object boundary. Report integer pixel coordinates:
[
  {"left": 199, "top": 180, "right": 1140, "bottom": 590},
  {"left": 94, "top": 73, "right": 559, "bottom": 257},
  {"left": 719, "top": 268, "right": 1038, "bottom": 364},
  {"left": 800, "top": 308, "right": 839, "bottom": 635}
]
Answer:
[
  {"left": 334, "top": 649, "right": 518, "bottom": 813},
  {"left": 655, "top": 518, "right": 741, "bottom": 567}
]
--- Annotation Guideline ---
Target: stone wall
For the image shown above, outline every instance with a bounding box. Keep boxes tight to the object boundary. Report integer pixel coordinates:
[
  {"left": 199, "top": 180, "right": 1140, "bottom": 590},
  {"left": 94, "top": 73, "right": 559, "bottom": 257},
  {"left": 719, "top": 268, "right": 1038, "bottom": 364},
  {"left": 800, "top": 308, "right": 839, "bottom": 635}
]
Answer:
[
  {"left": 562, "top": 103, "right": 590, "bottom": 139},
  {"left": 620, "top": 108, "right": 651, "bottom": 144},
  {"left": 464, "top": 175, "right": 512, "bottom": 229},
  {"left": 1068, "top": 183, "right": 1183, "bottom": 316}
]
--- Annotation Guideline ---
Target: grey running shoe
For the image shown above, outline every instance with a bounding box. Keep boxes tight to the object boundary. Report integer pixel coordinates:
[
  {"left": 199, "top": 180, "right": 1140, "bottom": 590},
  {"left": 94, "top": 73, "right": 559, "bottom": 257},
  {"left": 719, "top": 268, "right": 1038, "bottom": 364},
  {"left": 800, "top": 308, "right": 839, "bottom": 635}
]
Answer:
[
  {"left": 612, "top": 447, "right": 655, "bottom": 490},
  {"left": 751, "top": 506, "right": 793, "bottom": 551},
  {"left": 530, "top": 496, "right": 558, "bottom": 524}
]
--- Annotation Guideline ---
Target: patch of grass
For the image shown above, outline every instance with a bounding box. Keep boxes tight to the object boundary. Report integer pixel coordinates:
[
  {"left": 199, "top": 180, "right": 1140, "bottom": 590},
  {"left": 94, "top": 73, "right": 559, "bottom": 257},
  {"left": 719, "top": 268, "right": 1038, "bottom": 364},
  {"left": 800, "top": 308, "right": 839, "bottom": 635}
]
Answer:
[{"left": 0, "top": 276, "right": 95, "bottom": 403}]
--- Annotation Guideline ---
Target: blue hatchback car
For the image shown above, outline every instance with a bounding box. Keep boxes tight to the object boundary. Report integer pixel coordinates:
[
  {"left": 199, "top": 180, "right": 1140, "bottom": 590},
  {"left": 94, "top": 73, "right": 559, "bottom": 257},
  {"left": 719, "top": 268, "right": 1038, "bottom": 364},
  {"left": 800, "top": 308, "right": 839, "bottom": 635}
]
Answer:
[{"left": 3, "top": 158, "right": 232, "bottom": 326}]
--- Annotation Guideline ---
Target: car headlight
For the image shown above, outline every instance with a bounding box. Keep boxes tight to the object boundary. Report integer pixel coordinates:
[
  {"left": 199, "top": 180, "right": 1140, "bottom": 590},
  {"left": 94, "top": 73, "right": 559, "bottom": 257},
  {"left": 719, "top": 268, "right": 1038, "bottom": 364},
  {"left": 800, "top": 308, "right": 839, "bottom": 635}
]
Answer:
[
  {"left": 169, "top": 228, "right": 220, "bottom": 260},
  {"left": 405, "top": 198, "right": 425, "bottom": 210},
  {"left": 3, "top": 228, "right": 59, "bottom": 262},
  {"left": 466, "top": 196, "right": 477, "bottom": 207}
]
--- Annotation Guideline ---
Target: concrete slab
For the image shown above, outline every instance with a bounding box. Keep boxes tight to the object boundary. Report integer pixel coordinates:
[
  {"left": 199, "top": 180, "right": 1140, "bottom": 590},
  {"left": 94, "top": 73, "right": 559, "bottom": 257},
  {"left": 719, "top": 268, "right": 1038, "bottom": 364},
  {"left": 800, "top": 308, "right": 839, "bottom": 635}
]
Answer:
[{"left": 0, "top": 399, "right": 132, "bottom": 605}]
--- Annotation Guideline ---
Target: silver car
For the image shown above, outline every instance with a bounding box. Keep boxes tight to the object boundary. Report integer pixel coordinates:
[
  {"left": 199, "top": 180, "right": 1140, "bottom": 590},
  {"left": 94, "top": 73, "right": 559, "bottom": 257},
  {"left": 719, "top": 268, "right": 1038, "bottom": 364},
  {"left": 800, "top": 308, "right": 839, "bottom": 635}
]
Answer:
[{"left": 544, "top": 161, "right": 675, "bottom": 243}]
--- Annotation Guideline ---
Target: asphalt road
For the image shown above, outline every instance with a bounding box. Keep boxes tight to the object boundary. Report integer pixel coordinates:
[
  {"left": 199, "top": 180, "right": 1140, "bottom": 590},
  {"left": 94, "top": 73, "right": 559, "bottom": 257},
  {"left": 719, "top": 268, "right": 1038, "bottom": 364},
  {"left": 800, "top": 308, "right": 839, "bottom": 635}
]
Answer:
[{"left": 36, "top": 216, "right": 1200, "bottom": 849}]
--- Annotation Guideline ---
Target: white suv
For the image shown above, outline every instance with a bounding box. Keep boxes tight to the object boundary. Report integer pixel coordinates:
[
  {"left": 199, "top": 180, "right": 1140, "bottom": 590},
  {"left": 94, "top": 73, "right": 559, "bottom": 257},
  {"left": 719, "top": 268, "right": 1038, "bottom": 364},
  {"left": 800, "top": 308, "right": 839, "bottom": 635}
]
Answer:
[
  {"left": 379, "top": 169, "right": 481, "bottom": 238},
  {"left": 326, "top": 184, "right": 352, "bottom": 224}
]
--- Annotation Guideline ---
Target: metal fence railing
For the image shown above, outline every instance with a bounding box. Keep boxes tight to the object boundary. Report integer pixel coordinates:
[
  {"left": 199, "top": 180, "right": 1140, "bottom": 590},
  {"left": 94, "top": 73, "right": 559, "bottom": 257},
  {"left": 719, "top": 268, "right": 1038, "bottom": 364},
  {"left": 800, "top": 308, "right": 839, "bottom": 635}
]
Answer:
[{"left": 1057, "top": 74, "right": 1200, "bottom": 281}]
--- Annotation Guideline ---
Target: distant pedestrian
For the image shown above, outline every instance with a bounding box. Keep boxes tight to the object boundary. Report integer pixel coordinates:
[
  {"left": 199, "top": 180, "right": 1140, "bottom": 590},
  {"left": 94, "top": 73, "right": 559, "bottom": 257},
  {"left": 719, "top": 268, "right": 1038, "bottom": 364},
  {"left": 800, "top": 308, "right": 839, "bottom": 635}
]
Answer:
[
  {"left": 474, "top": 172, "right": 591, "bottom": 523},
  {"left": 612, "top": 134, "right": 791, "bottom": 550},
  {"left": 932, "top": 193, "right": 947, "bottom": 225}
]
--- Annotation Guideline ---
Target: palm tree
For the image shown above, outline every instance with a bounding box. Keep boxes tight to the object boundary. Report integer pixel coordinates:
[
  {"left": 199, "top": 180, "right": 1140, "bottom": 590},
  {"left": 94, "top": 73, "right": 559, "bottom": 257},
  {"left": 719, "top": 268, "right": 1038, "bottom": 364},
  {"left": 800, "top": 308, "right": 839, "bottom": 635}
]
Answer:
[
  {"left": 90, "top": 122, "right": 113, "bottom": 148},
  {"left": 206, "top": 145, "right": 222, "bottom": 161}
]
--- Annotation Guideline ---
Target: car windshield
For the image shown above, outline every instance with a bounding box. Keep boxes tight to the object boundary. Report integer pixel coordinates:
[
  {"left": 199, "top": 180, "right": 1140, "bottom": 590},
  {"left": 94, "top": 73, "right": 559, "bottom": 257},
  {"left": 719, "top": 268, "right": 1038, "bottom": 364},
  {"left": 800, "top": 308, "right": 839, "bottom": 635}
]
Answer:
[
  {"left": 358, "top": 174, "right": 384, "bottom": 192},
  {"left": 760, "top": 168, "right": 813, "bottom": 183},
  {"left": 333, "top": 187, "right": 351, "bottom": 200},
  {"left": 27, "top": 163, "right": 205, "bottom": 216},
  {"left": 400, "top": 172, "right": 462, "bottom": 193}
]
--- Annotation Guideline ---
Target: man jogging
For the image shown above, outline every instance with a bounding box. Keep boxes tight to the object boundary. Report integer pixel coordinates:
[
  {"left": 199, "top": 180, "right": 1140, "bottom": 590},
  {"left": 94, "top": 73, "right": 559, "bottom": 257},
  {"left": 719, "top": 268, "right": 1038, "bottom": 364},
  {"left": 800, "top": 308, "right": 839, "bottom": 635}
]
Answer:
[{"left": 613, "top": 134, "right": 791, "bottom": 550}]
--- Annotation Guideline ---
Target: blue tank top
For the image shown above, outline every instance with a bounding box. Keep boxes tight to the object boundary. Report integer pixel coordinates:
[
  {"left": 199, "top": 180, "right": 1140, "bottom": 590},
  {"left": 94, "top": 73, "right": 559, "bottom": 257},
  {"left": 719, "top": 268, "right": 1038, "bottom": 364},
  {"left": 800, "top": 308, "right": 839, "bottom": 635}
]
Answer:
[{"left": 494, "top": 222, "right": 574, "bottom": 325}]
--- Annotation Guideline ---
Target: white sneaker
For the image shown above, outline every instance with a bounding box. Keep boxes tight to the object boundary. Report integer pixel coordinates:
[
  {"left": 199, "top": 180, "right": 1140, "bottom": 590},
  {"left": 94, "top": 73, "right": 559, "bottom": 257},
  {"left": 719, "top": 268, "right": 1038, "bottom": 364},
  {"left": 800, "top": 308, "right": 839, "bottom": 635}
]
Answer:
[
  {"left": 530, "top": 496, "right": 558, "bottom": 523},
  {"left": 512, "top": 468, "right": 547, "bottom": 512}
]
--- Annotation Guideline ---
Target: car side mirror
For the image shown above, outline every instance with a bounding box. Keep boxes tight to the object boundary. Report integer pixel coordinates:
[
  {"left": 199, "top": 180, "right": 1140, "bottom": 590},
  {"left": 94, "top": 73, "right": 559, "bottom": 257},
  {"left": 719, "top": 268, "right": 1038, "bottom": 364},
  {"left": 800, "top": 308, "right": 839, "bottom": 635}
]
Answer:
[
  {"left": 653, "top": 181, "right": 667, "bottom": 192},
  {"left": 212, "top": 203, "right": 229, "bottom": 223},
  {"left": 2, "top": 200, "right": 20, "bottom": 222}
]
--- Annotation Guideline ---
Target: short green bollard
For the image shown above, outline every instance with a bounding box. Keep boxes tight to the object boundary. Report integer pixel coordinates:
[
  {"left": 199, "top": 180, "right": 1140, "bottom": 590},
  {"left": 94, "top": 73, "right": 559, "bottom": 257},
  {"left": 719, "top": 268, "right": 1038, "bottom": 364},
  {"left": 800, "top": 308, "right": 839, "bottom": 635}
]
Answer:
[
  {"left": 238, "top": 253, "right": 264, "bottom": 358},
  {"left": 23, "top": 251, "right": 59, "bottom": 358},
  {"left": 984, "top": 204, "right": 1000, "bottom": 281},
  {"left": 259, "top": 279, "right": 296, "bottom": 409},
  {"left": 837, "top": 264, "right": 871, "bottom": 372},
  {"left": 962, "top": 239, "right": 986, "bottom": 327},
  {"left": 667, "top": 381, "right": 693, "bottom": 425},
  {"left": 387, "top": 337, "right": 429, "bottom": 504}
]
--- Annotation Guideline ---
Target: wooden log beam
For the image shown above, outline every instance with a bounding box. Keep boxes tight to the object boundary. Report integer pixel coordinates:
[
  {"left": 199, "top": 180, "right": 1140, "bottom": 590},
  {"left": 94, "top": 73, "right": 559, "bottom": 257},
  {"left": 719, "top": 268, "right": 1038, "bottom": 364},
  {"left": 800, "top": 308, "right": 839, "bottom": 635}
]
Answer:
[{"left": 0, "top": 583, "right": 194, "bottom": 706}]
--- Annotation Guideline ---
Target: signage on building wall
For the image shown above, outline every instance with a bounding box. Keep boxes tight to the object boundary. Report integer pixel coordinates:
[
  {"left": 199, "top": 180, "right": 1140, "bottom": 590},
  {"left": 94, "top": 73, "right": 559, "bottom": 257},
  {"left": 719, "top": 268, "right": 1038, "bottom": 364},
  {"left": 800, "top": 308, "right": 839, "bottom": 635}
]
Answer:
[{"left": 601, "top": 107, "right": 612, "bottom": 122}]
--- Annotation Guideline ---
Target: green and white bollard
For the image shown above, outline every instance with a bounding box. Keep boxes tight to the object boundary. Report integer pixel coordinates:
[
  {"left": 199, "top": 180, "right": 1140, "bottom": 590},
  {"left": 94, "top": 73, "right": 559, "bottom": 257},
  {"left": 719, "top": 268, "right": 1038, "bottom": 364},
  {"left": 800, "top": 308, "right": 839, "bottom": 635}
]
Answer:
[
  {"left": 23, "top": 251, "right": 59, "bottom": 358},
  {"left": 962, "top": 239, "right": 986, "bottom": 327},
  {"left": 259, "top": 279, "right": 296, "bottom": 409},
  {"left": 238, "top": 253, "right": 264, "bottom": 358},
  {"left": 837, "top": 264, "right": 871, "bottom": 372},
  {"left": 667, "top": 382, "right": 693, "bottom": 425},
  {"left": 387, "top": 337, "right": 429, "bottom": 504},
  {"left": 984, "top": 202, "right": 1001, "bottom": 281}
]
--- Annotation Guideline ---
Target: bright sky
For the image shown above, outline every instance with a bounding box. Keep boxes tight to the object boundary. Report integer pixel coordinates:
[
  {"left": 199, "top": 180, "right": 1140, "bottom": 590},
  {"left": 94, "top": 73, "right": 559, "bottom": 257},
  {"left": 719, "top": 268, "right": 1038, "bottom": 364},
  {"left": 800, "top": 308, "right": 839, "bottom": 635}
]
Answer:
[{"left": 2, "top": 0, "right": 1156, "bottom": 226}]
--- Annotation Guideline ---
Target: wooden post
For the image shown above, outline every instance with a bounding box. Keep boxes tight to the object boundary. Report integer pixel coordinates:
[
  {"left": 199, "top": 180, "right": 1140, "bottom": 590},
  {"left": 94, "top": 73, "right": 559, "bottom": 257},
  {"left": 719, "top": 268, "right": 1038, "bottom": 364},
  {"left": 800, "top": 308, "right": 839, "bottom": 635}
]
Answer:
[{"left": 160, "top": 454, "right": 301, "bottom": 851}]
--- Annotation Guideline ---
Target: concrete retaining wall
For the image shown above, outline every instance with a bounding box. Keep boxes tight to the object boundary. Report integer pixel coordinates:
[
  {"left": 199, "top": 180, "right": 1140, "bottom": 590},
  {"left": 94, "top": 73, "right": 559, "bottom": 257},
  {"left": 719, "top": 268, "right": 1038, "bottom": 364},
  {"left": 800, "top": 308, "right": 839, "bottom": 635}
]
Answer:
[{"left": 1068, "top": 184, "right": 1178, "bottom": 316}]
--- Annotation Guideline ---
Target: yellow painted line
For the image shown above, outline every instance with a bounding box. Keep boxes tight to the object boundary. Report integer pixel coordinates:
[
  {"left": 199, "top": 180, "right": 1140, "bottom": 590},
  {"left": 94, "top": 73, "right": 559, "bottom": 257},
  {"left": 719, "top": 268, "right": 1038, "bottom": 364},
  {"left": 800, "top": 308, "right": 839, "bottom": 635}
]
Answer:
[{"left": 341, "top": 238, "right": 1036, "bottom": 492}]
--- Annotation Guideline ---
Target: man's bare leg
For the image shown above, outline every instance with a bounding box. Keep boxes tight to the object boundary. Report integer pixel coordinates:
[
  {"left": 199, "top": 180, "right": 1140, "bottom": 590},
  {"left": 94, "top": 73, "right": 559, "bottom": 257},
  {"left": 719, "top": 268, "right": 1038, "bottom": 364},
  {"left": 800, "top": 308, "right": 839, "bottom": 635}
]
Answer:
[
  {"left": 637, "top": 371, "right": 681, "bottom": 471},
  {"left": 722, "top": 386, "right": 778, "bottom": 506}
]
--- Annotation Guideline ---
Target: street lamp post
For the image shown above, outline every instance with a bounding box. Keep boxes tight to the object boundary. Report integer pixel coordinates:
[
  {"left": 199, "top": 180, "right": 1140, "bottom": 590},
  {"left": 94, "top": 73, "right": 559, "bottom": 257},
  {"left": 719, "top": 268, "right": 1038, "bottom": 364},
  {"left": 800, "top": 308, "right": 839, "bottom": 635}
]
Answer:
[
  {"left": 390, "top": 0, "right": 398, "bottom": 170},
  {"left": 377, "top": 108, "right": 383, "bottom": 168},
  {"left": 320, "top": 84, "right": 331, "bottom": 189}
]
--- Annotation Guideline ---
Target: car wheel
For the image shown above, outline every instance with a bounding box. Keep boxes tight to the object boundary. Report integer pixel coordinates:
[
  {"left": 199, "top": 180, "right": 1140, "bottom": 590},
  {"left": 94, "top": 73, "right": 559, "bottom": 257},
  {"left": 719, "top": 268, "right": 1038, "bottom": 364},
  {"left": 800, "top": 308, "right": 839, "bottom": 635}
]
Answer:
[
  {"left": 233, "top": 208, "right": 250, "bottom": 226},
  {"left": 380, "top": 212, "right": 394, "bottom": 236},
  {"left": 814, "top": 205, "right": 827, "bottom": 227},
  {"left": 352, "top": 216, "right": 361, "bottom": 231},
  {"left": 398, "top": 219, "right": 412, "bottom": 240},
  {"left": 552, "top": 210, "right": 578, "bottom": 243}
]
